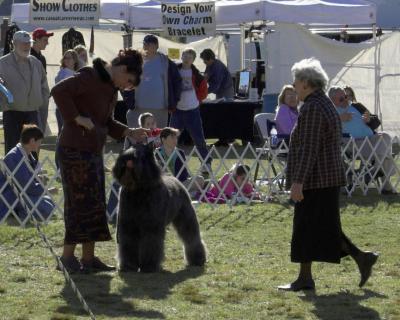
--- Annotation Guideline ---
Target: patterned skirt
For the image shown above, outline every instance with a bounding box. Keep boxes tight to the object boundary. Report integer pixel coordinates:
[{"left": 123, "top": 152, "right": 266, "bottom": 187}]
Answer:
[{"left": 58, "top": 146, "right": 111, "bottom": 245}]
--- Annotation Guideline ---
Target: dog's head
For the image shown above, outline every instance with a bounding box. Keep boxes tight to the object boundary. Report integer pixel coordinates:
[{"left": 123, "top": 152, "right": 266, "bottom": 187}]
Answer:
[{"left": 113, "top": 143, "right": 161, "bottom": 190}]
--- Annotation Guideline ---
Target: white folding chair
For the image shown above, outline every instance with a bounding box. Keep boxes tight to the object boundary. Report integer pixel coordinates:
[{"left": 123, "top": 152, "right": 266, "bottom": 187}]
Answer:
[{"left": 253, "top": 113, "right": 288, "bottom": 191}]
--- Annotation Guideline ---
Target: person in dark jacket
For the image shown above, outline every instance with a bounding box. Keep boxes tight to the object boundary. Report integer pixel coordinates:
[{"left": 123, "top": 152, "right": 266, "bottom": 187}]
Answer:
[
  {"left": 30, "top": 28, "right": 53, "bottom": 72},
  {"left": 52, "top": 49, "right": 149, "bottom": 273},
  {"left": 200, "top": 48, "right": 234, "bottom": 100},
  {"left": 127, "top": 34, "right": 182, "bottom": 128},
  {"left": 279, "top": 58, "right": 378, "bottom": 291}
]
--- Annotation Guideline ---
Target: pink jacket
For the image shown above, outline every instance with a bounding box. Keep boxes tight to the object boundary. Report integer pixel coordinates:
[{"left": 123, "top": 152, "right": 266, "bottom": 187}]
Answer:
[{"left": 210, "top": 173, "right": 254, "bottom": 198}]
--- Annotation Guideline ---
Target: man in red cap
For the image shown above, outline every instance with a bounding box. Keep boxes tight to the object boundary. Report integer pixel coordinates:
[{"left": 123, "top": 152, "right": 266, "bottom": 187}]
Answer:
[
  {"left": 31, "top": 28, "right": 53, "bottom": 133},
  {"left": 31, "top": 28, "right": 54, "bottom": 72}
]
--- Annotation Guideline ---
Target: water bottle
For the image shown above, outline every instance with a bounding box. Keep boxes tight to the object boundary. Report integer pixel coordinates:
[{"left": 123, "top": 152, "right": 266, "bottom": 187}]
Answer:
[{"left": 270, "top": 125, "right": 278, "bottom": 147}]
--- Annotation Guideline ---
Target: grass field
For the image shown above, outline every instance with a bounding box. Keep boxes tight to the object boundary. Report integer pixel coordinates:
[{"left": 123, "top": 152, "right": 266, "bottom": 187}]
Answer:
[{"left": 0, "top": 134, "right": 400, "bottom": 319}]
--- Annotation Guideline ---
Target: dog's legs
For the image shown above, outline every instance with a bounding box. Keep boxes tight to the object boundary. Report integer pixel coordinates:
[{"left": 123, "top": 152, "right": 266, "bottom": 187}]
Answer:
[
  {"left": 173, "top": 204, "right": 206, "bottom": 267},
  {"left": 118, "top": 232, "right": 140, "bottom": 272},
  {"left": 139, "top": 227, "right": 165, "bottom": 273}
]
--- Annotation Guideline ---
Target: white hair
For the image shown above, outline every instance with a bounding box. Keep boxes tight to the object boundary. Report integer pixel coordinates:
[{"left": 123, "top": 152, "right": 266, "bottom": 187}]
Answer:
[
  {"left": 327, "top": 86, "right": 344, "bottom": 100},
  {"left": 291, "top": 58, "right": 329, "bottom": 91}
]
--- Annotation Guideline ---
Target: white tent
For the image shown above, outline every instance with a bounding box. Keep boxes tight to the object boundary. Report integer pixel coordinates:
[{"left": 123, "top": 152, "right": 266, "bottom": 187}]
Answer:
[
  {"left": 12, "top": 0, "right": 376, "bottom": 26},
  {"left": 41, "top": 29, "right": 226, "bottom": 135}
]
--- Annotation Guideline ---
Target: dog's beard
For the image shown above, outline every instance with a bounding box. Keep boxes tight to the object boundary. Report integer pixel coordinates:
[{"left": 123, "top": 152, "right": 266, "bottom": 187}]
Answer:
[{"left": 119, "top": 169, "right": 137, "bottom": 190}]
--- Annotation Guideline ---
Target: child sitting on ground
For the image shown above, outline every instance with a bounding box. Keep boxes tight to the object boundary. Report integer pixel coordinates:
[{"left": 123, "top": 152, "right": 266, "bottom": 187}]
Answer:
[
  {"left": 156, "top": 127, "right": 205, "bottom": 195},
  {"left": 0, "top": 125, "right": 56, "bottom": 222},
  {"left": 207, "top": 164, "right": 259, "bottom": 203}
]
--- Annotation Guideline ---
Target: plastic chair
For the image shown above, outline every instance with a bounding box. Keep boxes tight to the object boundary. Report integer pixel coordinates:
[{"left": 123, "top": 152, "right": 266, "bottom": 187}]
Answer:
[{"left": 253, "top": 113, "right": 289, "bottom": 191}]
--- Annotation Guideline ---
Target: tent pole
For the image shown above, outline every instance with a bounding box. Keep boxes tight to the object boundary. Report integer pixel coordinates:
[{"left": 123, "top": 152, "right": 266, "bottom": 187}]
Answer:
[
  {"left": 372, "top": 23, "right": 382, "bottom": 129},
  {"left": 240, "top": 24, "right": 245, "bottom": 70}
]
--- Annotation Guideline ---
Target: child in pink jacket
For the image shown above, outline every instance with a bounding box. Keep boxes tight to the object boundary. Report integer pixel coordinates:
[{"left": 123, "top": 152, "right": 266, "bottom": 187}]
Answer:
[{"left": 207, "top": 164, "right": 259, "bottom": 203}]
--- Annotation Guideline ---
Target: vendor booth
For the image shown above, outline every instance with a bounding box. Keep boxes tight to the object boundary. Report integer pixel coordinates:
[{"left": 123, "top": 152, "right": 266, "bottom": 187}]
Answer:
[{"left": 11, "top": 0, "right": 393, "bottom": 139}]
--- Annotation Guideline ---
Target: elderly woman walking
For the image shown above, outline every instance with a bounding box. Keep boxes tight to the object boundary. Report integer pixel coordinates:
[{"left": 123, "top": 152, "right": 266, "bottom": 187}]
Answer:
[{"left": 279, "top": 58, "right": 378, "bottom": 291}]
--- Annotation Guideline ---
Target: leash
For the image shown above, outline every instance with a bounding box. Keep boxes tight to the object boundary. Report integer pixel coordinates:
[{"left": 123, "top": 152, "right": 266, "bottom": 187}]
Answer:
[{"left": 0, "top": 159, "right": 96, "bottom": 320}]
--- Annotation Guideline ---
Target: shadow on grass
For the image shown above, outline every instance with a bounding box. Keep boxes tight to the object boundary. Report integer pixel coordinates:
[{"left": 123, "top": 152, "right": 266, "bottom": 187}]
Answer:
[
  {"left": 119, "top": 266, "right": 205, "bottom": 300},
  {"left": 301, "top": 289, "right": 387, "bottom": 320},
  {"left": 57, "top": 266, "right": 204, "bottom": 319},
  {"left": 57, "top": 273, "right": 164, "bottom": 319},
  {"left": 339, "top": 193, "right": 400, "bottom": 208}
]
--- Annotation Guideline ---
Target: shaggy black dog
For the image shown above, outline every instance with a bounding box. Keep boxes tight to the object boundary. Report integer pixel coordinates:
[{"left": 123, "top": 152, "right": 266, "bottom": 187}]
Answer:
[{"left": 113, "top": 144, "right": 207, "bottom": 272}]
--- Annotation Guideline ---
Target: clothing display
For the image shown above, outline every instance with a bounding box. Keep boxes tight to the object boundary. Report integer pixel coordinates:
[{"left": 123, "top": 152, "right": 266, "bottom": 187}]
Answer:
[
  {"left": 3, "top": 24, "right": 20, "bottom": 56},
  {"left": 62, "top": 28, "right": 85, "bottom": 54}
]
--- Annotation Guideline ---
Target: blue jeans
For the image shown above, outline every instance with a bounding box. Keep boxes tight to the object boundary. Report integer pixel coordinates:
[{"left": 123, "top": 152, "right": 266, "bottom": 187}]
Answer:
[{"left": 169, "top": 108, "right": 211, "bottom": 164}]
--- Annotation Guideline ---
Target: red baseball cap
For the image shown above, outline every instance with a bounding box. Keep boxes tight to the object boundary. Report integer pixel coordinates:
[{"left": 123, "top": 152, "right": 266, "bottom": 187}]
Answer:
[{"left": 32, "top": 28, "right": 54, "bottom": 40}]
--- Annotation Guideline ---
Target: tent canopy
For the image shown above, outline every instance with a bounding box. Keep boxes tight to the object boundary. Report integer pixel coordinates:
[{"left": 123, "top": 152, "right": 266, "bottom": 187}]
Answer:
[{"left": 12, "top": 0, "right": 376, "bottom": 27}]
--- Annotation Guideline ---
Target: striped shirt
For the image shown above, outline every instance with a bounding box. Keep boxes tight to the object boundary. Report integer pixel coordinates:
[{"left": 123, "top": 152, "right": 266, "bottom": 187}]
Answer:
[{"left": 286, "top": 89, "right": 346, "bottom": 190}]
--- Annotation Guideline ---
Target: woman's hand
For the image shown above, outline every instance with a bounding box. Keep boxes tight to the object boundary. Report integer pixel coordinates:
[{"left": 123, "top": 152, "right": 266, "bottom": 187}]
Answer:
[
  {"left": 290, "top": 183, "right": 304, "bottom": 202},
  {"left": 362, "top": 111, "right": 370, "bottom": 123},
  {"left": 125, "top": 128, "right": 151, "bottom": 142},
  {"left": 75, "top": 116, "right": 94, "bottom": 130}
]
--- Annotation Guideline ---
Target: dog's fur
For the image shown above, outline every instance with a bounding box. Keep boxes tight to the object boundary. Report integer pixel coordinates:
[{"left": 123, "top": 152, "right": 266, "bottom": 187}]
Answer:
[{"left": 113, "top": 144, "right": 207, "bottom": 272}]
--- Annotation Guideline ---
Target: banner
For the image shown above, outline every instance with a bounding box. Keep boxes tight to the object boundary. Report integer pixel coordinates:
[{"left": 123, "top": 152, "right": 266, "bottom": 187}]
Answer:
[
  {"left": 30, "top": 0, "right": 100, "bottom": 25},
  {"left": 161, "top": 2, "right": 216, "bottom": 37}
]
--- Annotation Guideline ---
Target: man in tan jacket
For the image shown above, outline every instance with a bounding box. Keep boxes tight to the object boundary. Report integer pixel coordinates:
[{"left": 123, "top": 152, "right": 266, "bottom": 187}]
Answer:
[{"left": 0, "top": 31, "right": 49, "bottom": 153}]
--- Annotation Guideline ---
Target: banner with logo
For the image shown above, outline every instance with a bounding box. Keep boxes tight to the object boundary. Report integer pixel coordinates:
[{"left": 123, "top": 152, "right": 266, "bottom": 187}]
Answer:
[
  {"left": 161, "top": 2, "right": 216, "bottom": 37},
  {"left": 30, "top": 0, "right": 100, "bottom": 25}
]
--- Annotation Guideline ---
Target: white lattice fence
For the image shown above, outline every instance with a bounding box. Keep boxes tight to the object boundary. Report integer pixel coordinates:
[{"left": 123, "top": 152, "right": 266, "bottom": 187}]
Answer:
[{"left": 1, "top": 136, "right": 399, "bottom": 226}]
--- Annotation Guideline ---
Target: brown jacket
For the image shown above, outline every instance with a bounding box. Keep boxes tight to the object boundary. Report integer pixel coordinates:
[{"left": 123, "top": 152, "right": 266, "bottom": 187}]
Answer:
[
  {"left": 51, "top": 67, "right": 126, "bottom": 153},
  {"left": 286, "top": 89, "right": 346, "bottom": 191}
]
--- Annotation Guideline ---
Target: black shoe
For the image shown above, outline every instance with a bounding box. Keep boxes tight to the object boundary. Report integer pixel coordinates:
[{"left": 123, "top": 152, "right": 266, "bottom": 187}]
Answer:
[
  {"left": 277, "top": 279, "right": 315, "bottom": 291},
  {"left": 381, "top": 189, "right": 398, "bottom": 195},
  {"left": 80, "top": 256, "right": 116, "bottom": 273},
  {"left": 364, "top": 173, "right": 372, "bottom": 185},
  {"left": 357, "top": 252, "right": 379, "bottom": 287},
  {"left": 56, "top": 256, "right": 81, "bottom": 274}
]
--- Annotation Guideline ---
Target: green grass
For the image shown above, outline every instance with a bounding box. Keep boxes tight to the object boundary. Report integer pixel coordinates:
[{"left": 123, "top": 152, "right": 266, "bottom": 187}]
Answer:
[
  {"left": 1, "top": 198, "right": 400, "bottom": 320},
  {"left": 1, "top": 132, "right": 400, "bottom": 319}
]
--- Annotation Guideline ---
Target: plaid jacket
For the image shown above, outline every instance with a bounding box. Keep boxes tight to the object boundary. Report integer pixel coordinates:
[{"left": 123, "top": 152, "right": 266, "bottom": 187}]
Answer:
[{"left": 286, "top": 89, "right": 346, "bottom": 190}]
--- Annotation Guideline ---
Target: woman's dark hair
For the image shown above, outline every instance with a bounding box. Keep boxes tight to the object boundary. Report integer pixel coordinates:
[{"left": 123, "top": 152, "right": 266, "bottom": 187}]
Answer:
[
  {"left": 111, "top": 49, "right": 143, "bottom": 87},
  {"left": 234, "top": 164, "right": 250, "bottom": 177},
  {"left": 200, "top": 48, "right": 215, "bottom": 61},
  {"left": 20, "top": 124, "right": 43, "bottom": 144},
  {"left": 160, "top": 127, "right": 179, "bottom": 141}
]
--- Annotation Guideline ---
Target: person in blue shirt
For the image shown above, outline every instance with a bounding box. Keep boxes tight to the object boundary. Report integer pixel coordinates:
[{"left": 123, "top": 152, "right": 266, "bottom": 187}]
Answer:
[
  {"left": 0, "top": 124, "right": 56, "bottom": 222},
  {"left": 329, "top": 86, "right": 396, "bottom": 194},
  {"left": 200, "top": 48, "right": 234, "bottom": 100}
]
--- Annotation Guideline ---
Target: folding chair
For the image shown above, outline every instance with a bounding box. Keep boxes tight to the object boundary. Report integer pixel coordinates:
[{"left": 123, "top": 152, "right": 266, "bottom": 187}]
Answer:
[
  {"left": 253, "top": 113, "right": 289, "bottom": 191},
  {"left": 341, "top": 134, "right": 393, "bottom": 194}
]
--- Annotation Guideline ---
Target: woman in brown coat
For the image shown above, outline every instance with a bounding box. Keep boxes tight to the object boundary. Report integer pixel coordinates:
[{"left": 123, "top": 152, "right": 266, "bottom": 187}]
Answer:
[
  {"left": 278, "top": 58, "right": 378, "bottom": 291},
  {"left": 52, "top": 49, "right": 148, "bottom": 273}
]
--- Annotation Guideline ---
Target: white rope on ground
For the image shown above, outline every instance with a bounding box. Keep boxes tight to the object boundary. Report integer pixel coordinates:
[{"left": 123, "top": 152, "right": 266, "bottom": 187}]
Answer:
[{"left": 0, "top": 159, "right": 96, "bottom": 320}]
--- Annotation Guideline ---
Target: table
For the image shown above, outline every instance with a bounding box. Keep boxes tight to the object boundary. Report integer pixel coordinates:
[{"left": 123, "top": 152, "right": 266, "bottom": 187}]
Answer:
[{"left": 199, "top": 100, "right": 262, "bottom": 142}]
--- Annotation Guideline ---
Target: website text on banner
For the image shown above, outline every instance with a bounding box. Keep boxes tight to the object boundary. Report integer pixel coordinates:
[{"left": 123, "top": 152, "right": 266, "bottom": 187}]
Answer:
[
  {"left": 161, "top": 2, "right": 216, "bottom": 37},
  {"left": 30, "top": 0, "right": 100, "bottom": 26}
]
